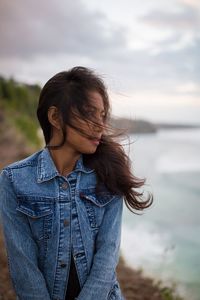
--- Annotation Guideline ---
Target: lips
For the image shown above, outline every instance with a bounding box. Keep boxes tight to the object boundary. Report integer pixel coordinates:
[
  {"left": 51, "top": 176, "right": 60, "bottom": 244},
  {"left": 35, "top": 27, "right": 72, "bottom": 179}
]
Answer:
[
  {"left": 88, "top": 136, "right": 102, "bottom": 145},
  {"left": 88, "top": 135, "right": 101, "bottom": 141}
]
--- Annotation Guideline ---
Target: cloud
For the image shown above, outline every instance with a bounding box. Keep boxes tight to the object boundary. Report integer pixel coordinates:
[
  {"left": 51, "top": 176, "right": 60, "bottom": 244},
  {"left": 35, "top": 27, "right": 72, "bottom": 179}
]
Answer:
[
  {"left": 175, "top": 82, "right": 200, "bottom": 94},
  {"left": 138, "top": 0, "right": 200, "bottom": 54},
  {"left": 131, "top": 0, "right": 199, "bottom": 90},
  {"left": 0, "top": 0, "right": 199, "bottom": 110},
  {"left": 0, "top": 0, "right": 128, "bottom": 59},
  {"left": 177, "top": 0, "right": 200, "bottom": 9},
  {"left": 141, "top": 7, "right": 200, "bottom": 30}
]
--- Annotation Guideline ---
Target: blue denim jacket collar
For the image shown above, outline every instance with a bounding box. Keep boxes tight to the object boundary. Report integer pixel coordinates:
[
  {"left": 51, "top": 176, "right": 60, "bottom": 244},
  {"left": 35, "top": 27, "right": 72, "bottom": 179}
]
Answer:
[{"left": 37, "top": 148, "right": 94, "bottom": 183}]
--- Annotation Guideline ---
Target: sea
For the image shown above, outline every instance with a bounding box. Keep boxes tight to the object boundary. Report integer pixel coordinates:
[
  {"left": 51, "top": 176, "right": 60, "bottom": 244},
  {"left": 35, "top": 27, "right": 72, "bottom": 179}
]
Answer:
[{"left": 121, "top": 128, "right": 200, "bottom": 300}]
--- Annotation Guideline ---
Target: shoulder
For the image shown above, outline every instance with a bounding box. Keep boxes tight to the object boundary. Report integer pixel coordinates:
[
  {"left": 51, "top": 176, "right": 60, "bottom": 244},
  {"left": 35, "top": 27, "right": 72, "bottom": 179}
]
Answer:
[
  {"left": 1, "top": 149, "right": 43, "bottom": 182},
  {"left": 1, "top": 149, "right": 43, "bottom": 174},
  {"left": 2, "top": 150, "right": 42, "bottom": 171}
]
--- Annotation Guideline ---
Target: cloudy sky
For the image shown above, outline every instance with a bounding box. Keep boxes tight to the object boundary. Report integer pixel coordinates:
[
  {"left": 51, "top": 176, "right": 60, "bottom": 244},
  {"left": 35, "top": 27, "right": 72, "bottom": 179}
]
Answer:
[{"left": 0, "top": 0, "right": 199, "bottom": 124}]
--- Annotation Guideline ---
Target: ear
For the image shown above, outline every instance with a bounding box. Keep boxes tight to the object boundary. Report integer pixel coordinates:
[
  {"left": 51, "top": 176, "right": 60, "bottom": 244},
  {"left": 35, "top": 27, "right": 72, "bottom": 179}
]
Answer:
[{"left": 48, "top": 106, "right": 62, "bottom": 130}]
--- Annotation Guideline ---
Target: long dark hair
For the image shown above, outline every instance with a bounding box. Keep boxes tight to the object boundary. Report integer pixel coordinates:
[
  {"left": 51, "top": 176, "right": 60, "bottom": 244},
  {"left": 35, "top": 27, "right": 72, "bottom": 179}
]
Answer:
[{"left": 37, "top": 66, "right": 153, "bottom": 213}]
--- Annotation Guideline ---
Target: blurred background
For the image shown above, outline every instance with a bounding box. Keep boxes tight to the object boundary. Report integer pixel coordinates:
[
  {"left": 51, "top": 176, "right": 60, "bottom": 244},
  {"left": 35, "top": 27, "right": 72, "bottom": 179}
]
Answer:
[{"left": 0, "top": 0, "right": 199, "bottom": 299}]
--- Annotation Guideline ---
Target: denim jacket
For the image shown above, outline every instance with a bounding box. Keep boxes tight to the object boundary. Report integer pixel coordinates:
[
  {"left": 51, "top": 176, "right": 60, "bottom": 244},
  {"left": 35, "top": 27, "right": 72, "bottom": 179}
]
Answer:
[{"left": 0, "top": 148, "right": 125, "bottom": 300}]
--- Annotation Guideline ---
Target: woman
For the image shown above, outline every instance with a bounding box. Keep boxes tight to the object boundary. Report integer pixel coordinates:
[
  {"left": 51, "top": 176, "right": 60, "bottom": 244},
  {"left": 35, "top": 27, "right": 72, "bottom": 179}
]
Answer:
[{"left": 0, "top": 66, "right": 152, "bottom": 300}]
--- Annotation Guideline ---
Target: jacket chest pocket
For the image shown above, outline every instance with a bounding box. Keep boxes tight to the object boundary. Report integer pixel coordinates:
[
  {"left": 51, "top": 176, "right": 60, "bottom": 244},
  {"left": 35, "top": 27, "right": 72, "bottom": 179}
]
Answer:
[
  {"left": 82, "top": 198, "right": 102, "bottom": 229},
  {"left": 16, "top": 196, "right": 55, "bottom": 241},
  {"left": 79, "top": 189, "right": 115, "bottom": 230}
]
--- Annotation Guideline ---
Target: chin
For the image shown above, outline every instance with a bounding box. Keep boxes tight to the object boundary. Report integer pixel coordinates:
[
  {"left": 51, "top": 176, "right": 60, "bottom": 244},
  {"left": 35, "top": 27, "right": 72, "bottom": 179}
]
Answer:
[{"left": 81, "top": 146, "right": 98, "bottom": 154}]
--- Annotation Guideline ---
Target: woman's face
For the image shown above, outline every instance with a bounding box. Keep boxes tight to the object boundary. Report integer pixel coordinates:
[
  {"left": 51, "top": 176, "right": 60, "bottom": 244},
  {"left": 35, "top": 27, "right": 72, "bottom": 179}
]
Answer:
[{"left": 64, "top": 91, "right": 106, "bottom": 155}]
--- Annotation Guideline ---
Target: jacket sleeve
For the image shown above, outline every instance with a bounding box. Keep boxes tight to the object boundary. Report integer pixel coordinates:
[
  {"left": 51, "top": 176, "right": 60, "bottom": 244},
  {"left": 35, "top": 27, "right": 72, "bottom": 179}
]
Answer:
[
  {"left": 76, "top": 194, "right": 124, "bottom": 300},
  {"left": 0, "top": 170, "right": 51, "bottom": 300}
]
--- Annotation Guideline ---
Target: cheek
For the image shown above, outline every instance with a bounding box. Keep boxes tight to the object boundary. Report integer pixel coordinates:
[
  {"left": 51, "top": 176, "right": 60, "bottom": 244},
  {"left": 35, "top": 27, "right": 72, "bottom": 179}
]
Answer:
[
  {"left": 67, "top": 126, "right": 89, "bottom": 142},
  {"left": 75, "top": 134, "right": 98, "bottom": 153},
  {"left": 67, "top": 121, "right": 92, "bottom": 136},
  {"left": 66, "top": 128, "right": 94, "bottom": 149}
]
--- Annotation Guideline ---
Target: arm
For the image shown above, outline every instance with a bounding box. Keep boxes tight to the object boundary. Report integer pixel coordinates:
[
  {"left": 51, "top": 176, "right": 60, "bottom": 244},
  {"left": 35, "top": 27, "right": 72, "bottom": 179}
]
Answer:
[
  {"left": 0, "top": 170, "right": 51, "bottom": 300},
  {"left": 77, "top": 195, "right": 124, "bottom": 300}
]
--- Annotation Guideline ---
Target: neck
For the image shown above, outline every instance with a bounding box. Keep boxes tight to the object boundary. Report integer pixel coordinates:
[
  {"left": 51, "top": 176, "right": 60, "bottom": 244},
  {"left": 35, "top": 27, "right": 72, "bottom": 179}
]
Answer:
[{"left": 49, "top": 146, "right": 81, "bottom": 176}]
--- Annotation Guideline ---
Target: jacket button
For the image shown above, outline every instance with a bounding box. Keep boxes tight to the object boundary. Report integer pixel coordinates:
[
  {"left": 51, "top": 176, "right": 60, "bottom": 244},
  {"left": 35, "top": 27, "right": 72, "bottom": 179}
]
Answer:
[
  {"left": 60, "top": 262, "right": 67, "bottom": 268},
  {"left": 61, "top": 182, "right": 68, "bottom": 190},
  {"left": 63, "top": 219, "right": 69, "bottom": 227}
]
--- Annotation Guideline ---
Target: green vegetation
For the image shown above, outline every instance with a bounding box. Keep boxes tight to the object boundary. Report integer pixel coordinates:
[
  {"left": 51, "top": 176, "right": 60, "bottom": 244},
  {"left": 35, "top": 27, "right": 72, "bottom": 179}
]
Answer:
[
  {"left": 159, "top": 285, "right": 184, "bottom": 300},
  {"left": 0, "top": 76, "right": 41, "bottom": 147}
]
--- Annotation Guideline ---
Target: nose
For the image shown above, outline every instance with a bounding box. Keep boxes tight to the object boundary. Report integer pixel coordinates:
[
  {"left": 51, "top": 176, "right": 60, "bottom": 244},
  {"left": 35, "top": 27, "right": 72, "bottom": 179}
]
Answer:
[{"left": 93, "top": 117, "right": 104, "bottom": 133}]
